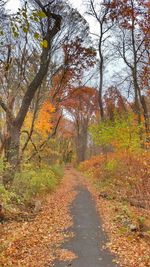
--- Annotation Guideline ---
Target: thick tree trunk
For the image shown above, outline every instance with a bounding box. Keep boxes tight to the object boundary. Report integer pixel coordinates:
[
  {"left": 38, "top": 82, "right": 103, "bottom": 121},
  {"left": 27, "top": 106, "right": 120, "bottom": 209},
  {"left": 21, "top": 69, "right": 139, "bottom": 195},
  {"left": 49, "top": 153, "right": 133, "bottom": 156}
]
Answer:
[
  {"left": 3, "top": 124, "right": 20, "bottom": 188},
  {"left": 76, "top": 140, "right": 85, "bottom": 163},
  {"left": 76, "top": 128, "right": 88, "bottom": 163}
]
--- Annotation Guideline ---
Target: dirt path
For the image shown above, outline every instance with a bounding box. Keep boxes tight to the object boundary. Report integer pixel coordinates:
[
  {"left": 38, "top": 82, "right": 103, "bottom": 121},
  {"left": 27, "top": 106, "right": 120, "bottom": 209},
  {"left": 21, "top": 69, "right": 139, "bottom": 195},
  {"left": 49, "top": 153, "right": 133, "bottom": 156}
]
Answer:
[{"left": 54, "top": 168, "right": 119, "bottom": 267}]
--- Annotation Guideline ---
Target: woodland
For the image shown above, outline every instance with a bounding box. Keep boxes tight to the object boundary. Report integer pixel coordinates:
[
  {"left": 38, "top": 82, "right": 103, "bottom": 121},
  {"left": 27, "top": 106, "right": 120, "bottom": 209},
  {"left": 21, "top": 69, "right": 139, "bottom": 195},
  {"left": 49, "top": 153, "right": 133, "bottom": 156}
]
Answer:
[{"left": 0, "top": 0, "right": 150, "bottom": 266}]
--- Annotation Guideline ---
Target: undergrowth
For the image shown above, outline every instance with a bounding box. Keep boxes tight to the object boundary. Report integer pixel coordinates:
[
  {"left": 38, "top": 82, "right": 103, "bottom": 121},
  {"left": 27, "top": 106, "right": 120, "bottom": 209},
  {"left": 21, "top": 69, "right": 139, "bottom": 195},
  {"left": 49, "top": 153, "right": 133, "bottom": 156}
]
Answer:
[
  {"left": 80, "top": 151, "right": 150, "bottom": 236},
  {"left": 0, "top": 162, "right": 64, "bottom": 210},
  {"left": 80, "top": 151, "right": 150, "bottom": 209}
]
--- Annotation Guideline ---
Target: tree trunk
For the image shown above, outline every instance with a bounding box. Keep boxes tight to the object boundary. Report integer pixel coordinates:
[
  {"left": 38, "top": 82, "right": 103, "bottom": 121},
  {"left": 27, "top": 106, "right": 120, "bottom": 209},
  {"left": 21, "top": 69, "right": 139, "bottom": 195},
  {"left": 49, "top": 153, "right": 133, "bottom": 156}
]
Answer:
[
  {"left": 76, "top": 128, "right": 88, "bottom": 163},
  {"left": 0, "top": 4, "right": 62, "bottom": 187},
  {"left": 98, "top": 90, "right": 104, "bottom": 120},
  {"left": 132, "top": 68, "right": 141, "bottom": 125},
  {"left": 3, "top": 123, "right": 20, "bottom": 188},
  {"left": 141, "top": 95, "right": 150, "bottom": 135},
  {"left": 98, "top": 40, "right": 104, "bottom": 120}
]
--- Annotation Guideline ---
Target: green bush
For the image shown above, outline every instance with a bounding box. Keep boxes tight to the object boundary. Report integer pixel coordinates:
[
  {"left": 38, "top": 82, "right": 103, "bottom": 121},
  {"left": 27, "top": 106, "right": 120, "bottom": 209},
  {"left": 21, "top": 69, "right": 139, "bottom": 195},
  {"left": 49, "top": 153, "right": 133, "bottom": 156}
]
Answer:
[
  {"left": 104, "top": 159, "right": 118, "bottom": 173},
  {"left": 89, "top": 113, "right": 141, "bottom": 152},
  {"left": 50, "top": 164, "right": 64, "bottom": 179},
  {"left": 0, "top": 185, "right": 17, "bottom": 207},
  {"left": 0, "top": 162, "right": 64, "bottom": 206},
  {"left": 12, "top": 164, "right": 61, "bottom": 202}
]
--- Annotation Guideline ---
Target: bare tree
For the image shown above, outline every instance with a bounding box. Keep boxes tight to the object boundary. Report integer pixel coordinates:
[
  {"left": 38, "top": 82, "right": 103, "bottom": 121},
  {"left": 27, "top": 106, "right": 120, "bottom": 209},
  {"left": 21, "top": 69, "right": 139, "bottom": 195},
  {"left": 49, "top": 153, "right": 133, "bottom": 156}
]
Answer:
[
  {"left": 86, "top": 0, "right": 113, "bottom": 119},
  {"left": 110, "top": 0, "right": 150, "bottom": 128}
]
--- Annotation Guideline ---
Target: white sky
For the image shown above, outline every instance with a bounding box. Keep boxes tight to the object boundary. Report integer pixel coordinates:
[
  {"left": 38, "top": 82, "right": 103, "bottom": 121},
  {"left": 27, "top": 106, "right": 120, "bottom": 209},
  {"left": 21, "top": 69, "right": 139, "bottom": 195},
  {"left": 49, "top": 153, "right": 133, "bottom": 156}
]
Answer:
[
  {"left": 6, "top": 0, "right": 97, "bottom": 34},
  {"left": 6, "top": 0, "right": 85, "bottom": 12},
  {"left": 6, "top": 0, "right": 116, "bottom": 88}
]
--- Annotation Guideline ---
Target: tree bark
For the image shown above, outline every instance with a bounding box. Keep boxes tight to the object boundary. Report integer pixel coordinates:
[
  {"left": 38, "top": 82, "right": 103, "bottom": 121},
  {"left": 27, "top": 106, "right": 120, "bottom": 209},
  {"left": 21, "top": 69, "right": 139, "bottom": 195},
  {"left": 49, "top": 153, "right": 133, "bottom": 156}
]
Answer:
[
  {"left": 132, "top": 68, "right": 141, "bottom": 125},
  {"left": 0, "top": 2, "right": 62, "bottom": 187},
  {"left": 76, "top": 125, "right": 88, "bottom": 163},
  {"left": 141, "top": 95, "right": 150, "bottom": 135},
  {"left": 98, "top": 30, "right": 104, "bottom": 120},
  {"left": 3, "top": 123, "right": 20, "bottom": 187}
]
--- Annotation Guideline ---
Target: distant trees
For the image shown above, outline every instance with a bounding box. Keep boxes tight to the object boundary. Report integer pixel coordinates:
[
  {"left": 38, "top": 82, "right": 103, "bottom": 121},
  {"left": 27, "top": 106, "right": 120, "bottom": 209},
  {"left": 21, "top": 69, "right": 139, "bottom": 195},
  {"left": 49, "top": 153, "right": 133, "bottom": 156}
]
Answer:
[
  {"left": 86, "top": 0, "right": 150, "bottom": 138},
  {"left": 104, "top": 86, "right": 127, "bottom": 120},
  {"left": 64, "top": 87, "right": 99, "bottom": 162},
  {"left": 86, "top": 0, "right": 114, "bottom": 119},
  {"left": 107, "top": 0, "right": 150, "bottom": 128}
]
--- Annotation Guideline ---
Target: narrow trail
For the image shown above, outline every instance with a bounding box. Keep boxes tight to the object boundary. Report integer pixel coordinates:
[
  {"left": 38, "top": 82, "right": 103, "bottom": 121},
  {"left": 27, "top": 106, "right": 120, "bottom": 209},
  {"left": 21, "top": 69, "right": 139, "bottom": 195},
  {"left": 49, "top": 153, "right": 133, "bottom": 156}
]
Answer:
[
  {"left": 54, "top": 168, "right": 119, "bottom": 267},
  {"left": 0, "top": 167, "right": 119, "bottom": 267}
]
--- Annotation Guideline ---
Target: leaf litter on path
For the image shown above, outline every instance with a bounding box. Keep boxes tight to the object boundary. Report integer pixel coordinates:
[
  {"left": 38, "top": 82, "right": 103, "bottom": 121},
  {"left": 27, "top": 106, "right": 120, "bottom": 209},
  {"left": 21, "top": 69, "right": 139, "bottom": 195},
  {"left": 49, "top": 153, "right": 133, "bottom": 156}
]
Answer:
[{"left": 0, "top": 170, "right": 78, "bottom": 267}]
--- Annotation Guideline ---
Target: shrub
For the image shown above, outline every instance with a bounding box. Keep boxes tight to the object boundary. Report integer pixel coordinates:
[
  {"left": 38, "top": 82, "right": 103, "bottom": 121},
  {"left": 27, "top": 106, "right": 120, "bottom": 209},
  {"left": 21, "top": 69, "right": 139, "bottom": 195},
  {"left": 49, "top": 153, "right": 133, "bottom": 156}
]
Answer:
[
  {"left": 80, "top": 151, "right": 150, "bottom": 209},
  {"left": 50, "top": 164, "right": 64, "bottom": 179},
  {"left": 89, "top": 114, "right": 141, "bottom": 152},
  {"left": 0, "top": 185, "right": 17, "bottom": 208},
  {"left": 0, "top": 162, "right": 64, "bottom": 209},
  {"left": 12, "top": 164, "right": 62, "bottom": 202},
  {"left": 103, "top": 159, "right": 118, "bottom": 173}
]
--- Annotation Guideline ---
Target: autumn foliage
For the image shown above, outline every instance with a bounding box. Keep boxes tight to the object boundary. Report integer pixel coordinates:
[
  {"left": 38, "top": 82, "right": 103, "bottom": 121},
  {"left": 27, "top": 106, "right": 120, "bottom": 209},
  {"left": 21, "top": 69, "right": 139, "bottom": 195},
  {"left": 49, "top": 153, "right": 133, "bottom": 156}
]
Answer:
[
  {"left": 80, "top": 151, "right": 150, "bottom": 208},
  {"left": 0, "top": 0, "right": 150, "bottom": 266}
]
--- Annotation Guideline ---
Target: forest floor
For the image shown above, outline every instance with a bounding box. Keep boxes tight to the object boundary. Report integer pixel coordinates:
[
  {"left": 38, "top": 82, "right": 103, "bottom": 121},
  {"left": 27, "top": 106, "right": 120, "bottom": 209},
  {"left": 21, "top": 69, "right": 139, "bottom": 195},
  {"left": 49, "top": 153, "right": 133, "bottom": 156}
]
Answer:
[{"left": 0, "top": 167, "right": 150, "bottom": 267}]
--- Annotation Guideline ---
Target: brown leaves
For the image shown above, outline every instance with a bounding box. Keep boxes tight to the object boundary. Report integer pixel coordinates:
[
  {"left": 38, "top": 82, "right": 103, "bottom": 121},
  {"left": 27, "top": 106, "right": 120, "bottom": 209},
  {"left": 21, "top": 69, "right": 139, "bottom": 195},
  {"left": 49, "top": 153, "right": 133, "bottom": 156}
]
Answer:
[
  {"left": 55, "top": 249, "right": 77, "bottom": 262},
  {"left": 81, "top": 154, "right": 150, "bottom": 267},
  {"left": 0, "top": 171, "right": 78, "bottom": 267}
]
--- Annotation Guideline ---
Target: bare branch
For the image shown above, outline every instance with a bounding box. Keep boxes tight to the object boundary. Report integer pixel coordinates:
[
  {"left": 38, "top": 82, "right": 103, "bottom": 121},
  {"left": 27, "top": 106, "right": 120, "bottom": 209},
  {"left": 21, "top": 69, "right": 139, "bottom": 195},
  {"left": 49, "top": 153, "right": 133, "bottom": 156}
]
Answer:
[{"left": 0, "top": 97, "right": 14, "bottom": 120}]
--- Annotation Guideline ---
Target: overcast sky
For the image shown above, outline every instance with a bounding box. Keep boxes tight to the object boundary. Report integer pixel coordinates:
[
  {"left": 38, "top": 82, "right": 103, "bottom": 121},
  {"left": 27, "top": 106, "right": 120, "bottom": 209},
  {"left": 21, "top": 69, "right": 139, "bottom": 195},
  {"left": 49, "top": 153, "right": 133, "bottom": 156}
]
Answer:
[
  {"left": 6, "top": 0, "right": 118, "bottom": 89},
  {"left": 6, "top": 0, "right": 98, "bottom": 34},
  {"left": 6, "top": 0, "right": 85, "bottom": 12}
]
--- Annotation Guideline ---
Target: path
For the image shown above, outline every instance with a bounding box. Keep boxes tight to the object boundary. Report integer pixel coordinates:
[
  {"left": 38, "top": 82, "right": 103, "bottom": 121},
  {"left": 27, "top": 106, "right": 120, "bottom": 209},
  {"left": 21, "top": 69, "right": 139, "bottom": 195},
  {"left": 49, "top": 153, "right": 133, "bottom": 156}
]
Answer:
[{"left": 54, "top": 169, "right": 119, "bottom": 267}]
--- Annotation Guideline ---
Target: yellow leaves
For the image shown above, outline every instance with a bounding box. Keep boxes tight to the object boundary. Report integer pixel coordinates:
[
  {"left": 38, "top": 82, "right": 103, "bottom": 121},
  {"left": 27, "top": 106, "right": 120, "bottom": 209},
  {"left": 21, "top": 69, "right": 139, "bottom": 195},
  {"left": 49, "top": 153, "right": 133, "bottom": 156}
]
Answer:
[
  {"left": 34, "top": 32, "right": 40, "bottom": 40},
  {"left": 35, "top": 101, "right": 55, "bottom": 138},
  {"left": 37, "top": 11, "right": 47, "bottom": 19},
  {"left": 40, "top": 39, "right": 48, "bottom": 48},
  {"left": 23, "top": 111, "right": 33, "bottom": 129}
]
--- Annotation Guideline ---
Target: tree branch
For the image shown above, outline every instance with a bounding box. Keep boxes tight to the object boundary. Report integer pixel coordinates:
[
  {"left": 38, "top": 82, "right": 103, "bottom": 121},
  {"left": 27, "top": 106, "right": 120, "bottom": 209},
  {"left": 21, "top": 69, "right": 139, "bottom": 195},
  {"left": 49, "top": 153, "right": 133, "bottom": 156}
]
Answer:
[
  {"left": 0, "top": 97, "right": 14, "bottom": 121},
  {"left": 14, "top": 2, "right": 62, "bottom": 129}
]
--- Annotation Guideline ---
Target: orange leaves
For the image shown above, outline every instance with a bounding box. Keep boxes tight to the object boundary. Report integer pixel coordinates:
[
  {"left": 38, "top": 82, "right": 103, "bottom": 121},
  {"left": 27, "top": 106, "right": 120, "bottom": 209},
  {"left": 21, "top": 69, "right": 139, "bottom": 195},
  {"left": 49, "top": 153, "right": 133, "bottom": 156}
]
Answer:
[
  {"left": 55, "top": 249, "right": 77, "bottom": 262},
  {"left": 80, "top": 154, "right": 106, "bottom": 173},
  {"left": 63, "top": 86, "right": 99, "bottom": 119},
  {"left": 24, "top": 101, "right": 55, "bottom": 139},
  {"left": 83, "top": 151, "right": 150, "bottom": 267},
  {"left": 50, "top": 69, "right": 74, "bottom": 105},
  {"left": 35, "top": 101, "right": 55, "bottom": 137},
  {"left": 104, "top": 86, "right": 127, "bottom": 119},
  {"left": 80, "top": 150, "right": 150, "bottom": 210}
]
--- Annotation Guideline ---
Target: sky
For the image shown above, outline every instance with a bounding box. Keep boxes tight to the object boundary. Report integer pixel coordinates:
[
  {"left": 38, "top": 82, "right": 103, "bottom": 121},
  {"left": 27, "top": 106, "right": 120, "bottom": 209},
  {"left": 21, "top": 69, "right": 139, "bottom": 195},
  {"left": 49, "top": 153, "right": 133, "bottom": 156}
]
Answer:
[
  {"left": 6, "top": 0, "right": 85, "bottom": 12},
  {"left": 6, "top": 0, "right": 97, "bottom": 34},
  {"left": 6, "top": 0, "right": 118, "bottom": 88}
]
